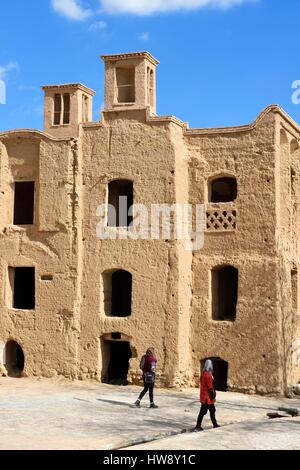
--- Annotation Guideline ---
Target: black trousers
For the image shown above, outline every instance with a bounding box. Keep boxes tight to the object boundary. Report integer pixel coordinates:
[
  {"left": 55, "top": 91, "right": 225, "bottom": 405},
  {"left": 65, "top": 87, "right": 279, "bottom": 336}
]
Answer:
[
  {"left": 138, "top": 381, "right": 154, "bottom": 403},
  {"left": 196, "top": 403, "right": 218, "bottom": 428}
]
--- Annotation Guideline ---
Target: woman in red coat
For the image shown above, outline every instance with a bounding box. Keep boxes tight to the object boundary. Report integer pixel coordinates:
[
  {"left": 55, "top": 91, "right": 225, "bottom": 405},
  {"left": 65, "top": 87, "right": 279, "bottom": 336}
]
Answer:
[{"left": 195, "top": 359, "right": 220, "bottom": 431}]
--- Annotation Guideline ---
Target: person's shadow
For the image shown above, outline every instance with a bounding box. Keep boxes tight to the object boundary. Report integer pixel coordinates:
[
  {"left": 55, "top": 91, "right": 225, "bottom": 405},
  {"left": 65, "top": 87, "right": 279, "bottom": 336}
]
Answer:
[{"left": 97, "top": 398, "right": 135, "bottom": 408}]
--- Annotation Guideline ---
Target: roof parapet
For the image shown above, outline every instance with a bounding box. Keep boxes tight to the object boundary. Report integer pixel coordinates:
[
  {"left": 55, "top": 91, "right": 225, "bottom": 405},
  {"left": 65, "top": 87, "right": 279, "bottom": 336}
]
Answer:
[
  {"left": 41, "top": 83, "right": 96, "bottom": 96},
  {"left": 100, "top": 51, "right": 160, "bottom": 66}
]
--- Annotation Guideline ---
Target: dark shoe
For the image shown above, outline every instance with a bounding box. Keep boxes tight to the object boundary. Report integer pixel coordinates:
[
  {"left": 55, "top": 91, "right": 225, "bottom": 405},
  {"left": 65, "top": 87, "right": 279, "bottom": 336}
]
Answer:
[
  {"left": 213, "top": 424, "right": 220, "bottom": 428},
  {"left": 150, "top": 403, "right": 158, "bottom": 408},
  {"left": 134, "top": 400, "right": 141, "bottom": 408},
  {"left": 194, "top": 427, "right": 203, "bottom": 432}
]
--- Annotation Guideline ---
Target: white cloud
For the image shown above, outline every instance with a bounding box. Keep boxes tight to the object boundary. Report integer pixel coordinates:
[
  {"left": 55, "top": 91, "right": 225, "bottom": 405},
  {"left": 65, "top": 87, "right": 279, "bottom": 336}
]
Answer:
[
  {"left": 101, "top": 0, "right": 257, "bottom": 15},
  {"left": 51, "top": 0, "right": 92, "bottom": 21},
  {"left": 138, "top": 32, "right": 150, "bottom": 41},
  {"left": 88, "top": 20, "right": 107, "bottom": 31},
  {"left": 0, "top": 63, "right": 18, "bottom": 80}
]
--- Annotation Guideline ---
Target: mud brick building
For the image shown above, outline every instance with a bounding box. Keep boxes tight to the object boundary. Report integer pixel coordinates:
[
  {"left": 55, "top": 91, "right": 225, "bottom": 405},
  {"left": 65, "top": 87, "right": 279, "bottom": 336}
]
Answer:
[{"left": 1, "top": 52, "right": 300, "bottom": 395}]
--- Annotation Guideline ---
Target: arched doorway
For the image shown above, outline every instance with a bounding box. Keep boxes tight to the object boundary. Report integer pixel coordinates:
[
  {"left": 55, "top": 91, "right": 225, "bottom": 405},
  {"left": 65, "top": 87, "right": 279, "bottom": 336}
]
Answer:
[
  {"left": 201, "top": 357, "right": 228, "bottom": 391},
  {"left": 100, "top": 333, "right": 132, "bottom": 385},
  {"left": 5, "top": 340, "right": 25, "bottom": 377}
]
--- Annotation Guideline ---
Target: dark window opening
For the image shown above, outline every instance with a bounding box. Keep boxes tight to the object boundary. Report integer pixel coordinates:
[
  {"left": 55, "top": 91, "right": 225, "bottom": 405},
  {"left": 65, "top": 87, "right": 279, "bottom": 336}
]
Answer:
[
  {"left": 201, "top": 357, "right": 228, "bottom": 391},
  {"left": 101, "top": 340, "right": 132, "bottom": 385},
  {"left": 108, "top": 180, "right": 133, "bottom": 227},
  {"left": 102, "top": 270, "right": 132, "bottom": 317},
  {"left": 212, "top": 266, "right": 238, "bottom": 321},
  {"left": 116, "top": 67, "right": 135, "bottom": 103},
  {"left": 13, "top": 182, "right": 35, "bottom": 225},
  {"left": 5, "top": 341, "right": 25, "bottom": 377},
  {"left": 111, "top": 270, "right": 132, "bottom": 317},
  {"left": 63, "top": 93, "right": 70, "bottom": 124},
  {"left": 210, "top": 177, "right": 237, "bottom": 203},
  {"left": 54, "top": 94, "right": 61, "bottom": 125},
  {"left": 10, "top": 267, "right": 35, "bottom": 310}
]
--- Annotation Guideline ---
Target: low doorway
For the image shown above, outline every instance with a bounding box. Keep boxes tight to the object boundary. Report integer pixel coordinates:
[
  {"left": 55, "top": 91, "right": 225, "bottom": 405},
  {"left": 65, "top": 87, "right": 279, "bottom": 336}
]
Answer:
[
  {"left": 101, "top": 333, "right": 132, "bottom": 385},
  {"left": 5, "top": 340, "right": 25, "bottom": 377}
]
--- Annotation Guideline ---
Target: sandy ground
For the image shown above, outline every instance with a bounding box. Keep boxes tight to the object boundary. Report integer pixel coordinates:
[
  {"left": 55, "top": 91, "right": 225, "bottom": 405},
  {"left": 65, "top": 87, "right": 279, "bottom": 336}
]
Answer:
[{"left": 0, "top": 376, "right": 299, "bottom": 450}]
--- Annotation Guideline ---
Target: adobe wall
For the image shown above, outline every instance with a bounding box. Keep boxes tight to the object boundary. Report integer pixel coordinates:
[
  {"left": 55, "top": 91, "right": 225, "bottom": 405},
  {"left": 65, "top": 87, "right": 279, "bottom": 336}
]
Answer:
[
  {"left": 186, "top": 111, "right": 284, "bottom": 394},
  {"left": 0, "top": 135, "right": 81, "bottom": 378},
  {"left": 275, "top": 116, "right": 300, "bottom": 390},
  {"left": 170, "top": 123, "right": 193, "bottom": 386},
  {"left": 78, "top": 111, "right": 190, "bottom": 386},
  {"left": 290, "top": 134, "right": 300, "bottom": 386}
]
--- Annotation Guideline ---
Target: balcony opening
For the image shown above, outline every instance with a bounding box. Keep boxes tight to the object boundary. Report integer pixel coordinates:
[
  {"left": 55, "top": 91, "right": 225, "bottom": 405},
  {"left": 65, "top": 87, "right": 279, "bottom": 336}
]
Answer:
[
  {"left": 13, "top": 181, "right": 35, "bottom": 225},
  {"left": 212, "top": 265, "right": 238, "bottom": 321}
]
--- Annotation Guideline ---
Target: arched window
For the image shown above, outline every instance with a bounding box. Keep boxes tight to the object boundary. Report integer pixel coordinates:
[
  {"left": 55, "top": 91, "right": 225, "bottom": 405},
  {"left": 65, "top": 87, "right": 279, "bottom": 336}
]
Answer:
[
  {"left": 102, "top": 269, "right": 132, "bottom": 317},
  {"left": 108, "top": 180, "right": 133, "bottom": 227},
  {"left": 209, "top": 177, "right": 237, "bottom": 203},
  {"left": 212, "top": 265, "right": 238, "bottom": 321}
]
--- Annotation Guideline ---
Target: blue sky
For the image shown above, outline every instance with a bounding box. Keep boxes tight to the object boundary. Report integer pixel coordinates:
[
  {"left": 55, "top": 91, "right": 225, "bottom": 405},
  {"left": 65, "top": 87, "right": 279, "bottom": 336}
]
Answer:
[{"left": 0, "top": 0, "right": 300, "bottom": 131}]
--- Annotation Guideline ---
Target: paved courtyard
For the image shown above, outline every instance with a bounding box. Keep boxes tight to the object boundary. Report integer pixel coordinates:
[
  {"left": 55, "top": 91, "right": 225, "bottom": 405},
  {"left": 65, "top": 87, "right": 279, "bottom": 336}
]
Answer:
[{"left": 0, "top": 377, "right": 299, "bottom": 450}]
